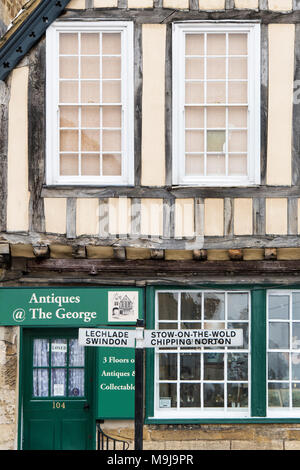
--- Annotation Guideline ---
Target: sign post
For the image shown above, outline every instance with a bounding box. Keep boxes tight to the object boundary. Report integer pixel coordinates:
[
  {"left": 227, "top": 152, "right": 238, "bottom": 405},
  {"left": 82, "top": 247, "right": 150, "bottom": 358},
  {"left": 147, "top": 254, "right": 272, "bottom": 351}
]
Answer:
[{"left": 134, "top": 319, "right": 144, "bottom": 451}]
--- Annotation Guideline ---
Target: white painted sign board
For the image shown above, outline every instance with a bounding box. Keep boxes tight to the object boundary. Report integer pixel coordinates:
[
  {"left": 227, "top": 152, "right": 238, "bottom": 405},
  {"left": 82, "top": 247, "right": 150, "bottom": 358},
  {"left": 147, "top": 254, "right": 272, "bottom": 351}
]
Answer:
[
  {"left": 143, "top": 329, "right": 243, "bottom": 348},
  {"left": 79, "top": 328, "right": 136, "bottom": 348}
]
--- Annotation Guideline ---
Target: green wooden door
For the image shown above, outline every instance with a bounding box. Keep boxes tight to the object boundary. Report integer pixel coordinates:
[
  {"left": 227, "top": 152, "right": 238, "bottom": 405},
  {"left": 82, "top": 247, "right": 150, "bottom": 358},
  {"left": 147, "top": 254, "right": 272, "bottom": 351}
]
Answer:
[{"left": 22, "top": 329, "right": 95, "bottom": 450}]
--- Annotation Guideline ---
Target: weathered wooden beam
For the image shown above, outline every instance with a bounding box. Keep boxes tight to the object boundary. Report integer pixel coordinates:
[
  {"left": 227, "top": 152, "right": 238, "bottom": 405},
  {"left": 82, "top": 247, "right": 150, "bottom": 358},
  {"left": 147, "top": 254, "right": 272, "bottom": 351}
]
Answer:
[
  {"left": 25, "top": 258, "right": 300, "bottom": 276},
  {"left": 264, "top": 248, "right": 277, "bottom": 260}
]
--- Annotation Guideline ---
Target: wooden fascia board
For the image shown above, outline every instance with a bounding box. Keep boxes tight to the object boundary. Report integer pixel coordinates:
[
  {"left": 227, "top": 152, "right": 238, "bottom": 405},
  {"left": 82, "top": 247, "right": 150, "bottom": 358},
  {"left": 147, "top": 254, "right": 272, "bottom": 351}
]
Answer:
[{"left": 0, "top": 0, "right": 71, "bottom": 81}]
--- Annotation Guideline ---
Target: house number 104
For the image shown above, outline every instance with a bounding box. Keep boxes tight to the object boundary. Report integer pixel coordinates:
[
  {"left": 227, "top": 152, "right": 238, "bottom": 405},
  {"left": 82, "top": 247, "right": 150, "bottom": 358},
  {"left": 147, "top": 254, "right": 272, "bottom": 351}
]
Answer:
[{"left": 53, "top": 401, "right": 66, "bottom": 409}]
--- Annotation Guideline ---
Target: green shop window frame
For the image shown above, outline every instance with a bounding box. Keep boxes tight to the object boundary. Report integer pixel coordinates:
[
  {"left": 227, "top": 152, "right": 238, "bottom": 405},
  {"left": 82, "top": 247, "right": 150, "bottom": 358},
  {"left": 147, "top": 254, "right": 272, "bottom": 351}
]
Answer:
[{"left": 144, "top": 285, "right": 300, "bottom": 424}]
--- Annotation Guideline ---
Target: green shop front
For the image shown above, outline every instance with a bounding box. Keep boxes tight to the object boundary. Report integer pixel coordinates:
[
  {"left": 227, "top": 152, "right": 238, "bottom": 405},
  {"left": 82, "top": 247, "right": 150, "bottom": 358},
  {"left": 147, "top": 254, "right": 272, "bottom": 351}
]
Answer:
[{"left": 1, "top": 285, "right": 300, "bottom": 449}]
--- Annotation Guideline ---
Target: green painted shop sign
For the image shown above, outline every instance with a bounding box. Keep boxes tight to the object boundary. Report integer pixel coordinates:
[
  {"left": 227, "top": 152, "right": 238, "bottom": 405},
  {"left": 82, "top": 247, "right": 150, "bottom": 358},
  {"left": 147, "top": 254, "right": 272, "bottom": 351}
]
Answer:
[{"left": 0, "top": 287, "right": 143, "bottom": 326}]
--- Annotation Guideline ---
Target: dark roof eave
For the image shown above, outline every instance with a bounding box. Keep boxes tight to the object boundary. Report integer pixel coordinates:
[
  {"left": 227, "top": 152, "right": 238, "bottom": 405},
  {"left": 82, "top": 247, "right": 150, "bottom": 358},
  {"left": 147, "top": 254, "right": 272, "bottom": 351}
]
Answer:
[{"left": 0, "top": 0, "right": 71, "bottom": 81}]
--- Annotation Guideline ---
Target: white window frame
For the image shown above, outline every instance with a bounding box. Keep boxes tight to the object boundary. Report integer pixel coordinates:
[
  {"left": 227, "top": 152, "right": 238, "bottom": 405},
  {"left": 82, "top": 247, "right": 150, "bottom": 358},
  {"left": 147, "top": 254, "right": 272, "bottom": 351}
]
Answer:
[
  {"left": 172, "top": 22, "right": 261, "bottom": 187},
  {"left": 154, "top": 289, "right": 251, "bottom": 419},
  {"left": 46, "top": 21, "right": 134, "bottom": 186},
  {"left": 267, "top": 290, "right": 300, "bottom": 418}
]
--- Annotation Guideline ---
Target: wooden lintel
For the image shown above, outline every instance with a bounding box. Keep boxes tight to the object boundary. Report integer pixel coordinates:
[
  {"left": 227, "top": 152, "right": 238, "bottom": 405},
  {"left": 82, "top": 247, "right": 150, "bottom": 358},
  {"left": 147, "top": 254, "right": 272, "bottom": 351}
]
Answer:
[{"left": 25, "top": 258, "right": 300, "bottom": 277}]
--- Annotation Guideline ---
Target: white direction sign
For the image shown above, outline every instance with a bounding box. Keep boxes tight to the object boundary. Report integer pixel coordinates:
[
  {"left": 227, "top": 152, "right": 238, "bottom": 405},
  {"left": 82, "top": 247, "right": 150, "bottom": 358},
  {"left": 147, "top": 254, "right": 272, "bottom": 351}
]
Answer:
[
  {"left": 79, "top": 328, "right": 136, "bottom": 348},
  {"left": 79, "top": 328, "right": 243, "bottom": 348},
  {"left": 143, "top": 329, "right": 243, "bottom": 348}
]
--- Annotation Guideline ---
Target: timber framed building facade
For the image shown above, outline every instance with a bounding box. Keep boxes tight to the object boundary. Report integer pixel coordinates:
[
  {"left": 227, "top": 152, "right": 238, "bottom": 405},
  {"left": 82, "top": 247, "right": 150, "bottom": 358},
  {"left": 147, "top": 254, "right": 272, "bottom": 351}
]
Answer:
[{"left": 1, "top": 0, "right": 300, "bottom": 451}]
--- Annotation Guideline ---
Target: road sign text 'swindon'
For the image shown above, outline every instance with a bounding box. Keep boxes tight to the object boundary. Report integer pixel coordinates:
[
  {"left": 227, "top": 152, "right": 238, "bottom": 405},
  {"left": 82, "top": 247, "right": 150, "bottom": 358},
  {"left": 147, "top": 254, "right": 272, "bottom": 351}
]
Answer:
[{"left": 79, "top": 328, "right": 136, "bottom": 347}]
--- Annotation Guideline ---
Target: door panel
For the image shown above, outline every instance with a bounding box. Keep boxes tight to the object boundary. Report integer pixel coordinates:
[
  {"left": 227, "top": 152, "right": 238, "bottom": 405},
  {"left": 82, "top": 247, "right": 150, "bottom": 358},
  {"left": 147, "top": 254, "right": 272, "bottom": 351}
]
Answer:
[{"left": 22, "top": 329, "right": 95, "bottom": 450}]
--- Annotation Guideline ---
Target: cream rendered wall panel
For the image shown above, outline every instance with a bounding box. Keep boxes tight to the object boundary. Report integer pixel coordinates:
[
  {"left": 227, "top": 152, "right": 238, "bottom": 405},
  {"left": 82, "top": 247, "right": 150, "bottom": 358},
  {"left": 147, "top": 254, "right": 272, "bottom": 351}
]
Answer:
[
  {"left": 7, "top": 67, "right": 30, "bottom": 232},
  {"left": 141, "top": 199, "right": 163, "bottom": 236},
  {"left": 266, "top": 198, "right": 288, "bottom": 235},
  {"left": 267, "top": 24, "right": 295, "bottom": 186},
  {"left": 128, "top": 0, "right": 153, "bottom": 7},
  {"left": 76, "top": 198, "right": 99, "bottom": 236},
  {"left": 268, "top": 0, "right": 293, "bottom": 10},
  {"left": 235, "top": 0, "right": 258, "bottom": 8},
  {"left": 199, "top": 0, "right": 225, "bottom": 8},
  {"left": 44, "top": 198, "right": 67, "bottom": 234},
  {"left": 94, "top": 0, "right": 118, "bottom": 6},
  {"left": 67, "top": 0, "right": 85, "bottom": 8},
  {"left": 204, "top": 199, "right": 224, "bottom": 236},
  {"left": 141, "top": 25, "right": 166, "bottom": 186},
  {"left": 163, "top": 0, "right": 189, "bottom": 8},
  {"left": 109, "top": 197, "right": 131, "bottom": 235},
  {"left": 175, "top": 199, "right": 194, "bottom": 238},
  {"left": 234, "top": 199, "right": 253, "bottom": 235}
]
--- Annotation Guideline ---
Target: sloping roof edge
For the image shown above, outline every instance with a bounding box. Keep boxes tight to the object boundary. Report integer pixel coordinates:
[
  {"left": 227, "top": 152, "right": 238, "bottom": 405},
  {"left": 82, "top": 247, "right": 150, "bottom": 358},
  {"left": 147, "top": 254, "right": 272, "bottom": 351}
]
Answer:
[{"left": 0, "top": 0, "right": 71, "bottom": 81}]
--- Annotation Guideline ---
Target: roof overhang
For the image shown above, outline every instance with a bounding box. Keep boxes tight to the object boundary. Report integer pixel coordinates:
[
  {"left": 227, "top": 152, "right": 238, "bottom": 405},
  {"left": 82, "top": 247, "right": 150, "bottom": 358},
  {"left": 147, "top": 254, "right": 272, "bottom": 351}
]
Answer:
[{"left": 0, "top": 0, "right": 71, "bottom": 81}]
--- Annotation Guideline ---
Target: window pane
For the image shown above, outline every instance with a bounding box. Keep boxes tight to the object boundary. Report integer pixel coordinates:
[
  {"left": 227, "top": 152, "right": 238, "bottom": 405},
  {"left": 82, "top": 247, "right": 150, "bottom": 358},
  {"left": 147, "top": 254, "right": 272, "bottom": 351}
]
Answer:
[
  {"left": 159, "top": 354, "right": 177, "bottom": 380},
  {"left": 228, "top": 155, "right": 247, "bottom": 176},
  {"left": 102, "top": 33, "right": 121, "bottom": 55},
  {"left": 292, "top": 384, "right": 300, "bottom": 407},
  {"left": 228, "top": 57, "right": 248, "bottom": 80},
  {"left": 204, "top": 293, "right": 225, "bottom": 320},
  {"left": 203, "top": 383, "right": 224, "bottom": 407},
  {"left": 60, "top": 33, "right": 78, "bottom": 55},
  {"left": 207, "top": 130, "right": 225, "bottom": 152},
  {"left": 60, "top": 57, "right": 78, "bottom": 79},
  {"left": 81, "top": 129, "right": 100, "bottom": 151},
  {"left": 180, "top": 353, "right": 200, "bottom": 380},
  {"left": 207, "top": 58, "right": 226, "bottom": 80},
  {"left": 68, "top": 369, "right": 85, "bottom": 397},
  {"left": 293, "top": 293, "right": 300, "bottom": 320},
  {"left": 102, "top": 57, "right": 121, "bottom": 79},
  {"left": 268, "top": 352, "right": 289, "bottom": 380},
  {"left": 228, "top": 34, "right": 248, "bottom": 55},
  {"left": 228, "top": 353, "right": 248, "bottom": 380},
  {"left": 69, "top": 339, "right": 85, "bottom": 367},
  {"left": 181, "top": 383, "right": 200, "bottom": 407},
  {"left": 81, "top": 56, "right": 100, "bottom": 79},
  {"left": 33, "top": 369, "right": 49, "bottom": 397},
  {"left": 51, "top": 369, "right": 67, "bottom": 397},
  {"left": 207, "top": 34, "right": 226, "bottom": 55},
  {"left": 102, "top": 81, "right": 121, "bottom": 103},
  {"left": 227, "top": 384, "right": 248, "bottom": 408},
  {"left": 81, "top": 33, "right": 99, "bottom": 55},
  {"left": 159, "top": 384, "right": 177, "bottom": 408},
  {"left": 206, "top": 82, "right": 226, "bottom": 104},
  {"left": 227, "top": 293, "right": 249, "bottom": 320},
  {"left": 60, "top": 81, "right": 78, "bottom": 103},
  {"left": 269, "top": 295, "right": 289, "bottom": 320},
  {"left": 185, "top": 130, "right": 204, "bottom": 153},
  {"left": 158, "top": 293, "right": 178, "bottom": 321},
  {"left": 60, "top": 154, "right": 79, "bottom": 176},
  {"left": 60, "top": 130, "right": 78, "bottom": 152},
  {"left": 204, "top": 353, "right": 224, "bottom": 380},
  {"left": 81, "top": 154, "right": 100, "bottom": 176},
  {"left": 228, "top": 82, "right": 248, "bottom": 104},
  {"left": 268, "top": 383, "right": 289, "bottom": 407},
  {"left": 81, "top": 81, "right": 100, "bottom": 103},
  {"left": 228, "top": 322, "right": 248, "bottom": 350},
  {"left": 181, "top": 292, "right": 202, "bottom": 320},
  {"left": 207, "top": 107, "right": 226, "bottom": 128},
  {"left": 207, "top": 154, "right": 225, "bottom": 175},
  {"left": 228, "top": 130, "right": 247, "bottom": 152},
  {"left": 33, "top": 339, "right": 49, "bottom": 367},
  {"left": 103, "top": 106, "right": 122, "bottom": 128},
  {"left": 103, "top": 154, "right": 122, "bottom": 176},
  {"left": 60, "top": 106, "right": 78, "bottom": 128},
  {"left": 185, "top": 58, "right": 204, "bottom": 79},
  {"left": 185, "top": 34, "right": 204, "bottom": 55},
  {"left": 185, "top": 82, "right": 204, "bottom": 104},
  {"left": 185, "top": 154, "right": 204, "bottom": 176},
  {"left": 81, "top": 106, "right": 100, "bottom": 128},
  {"left": 228, "top": 107, "right": 247, "bottom": 128},
  {"left": 292, "top": 324, "right": 300, "bottom": 349},
  {"left": 51, "top": 339, "right": 67, "bottom": 366},
  {"left": 269, "top": 323, "right": 289, "bottom": 349},
  {"left": 103, "top": 130, "right": 122, "bottom": 152}
]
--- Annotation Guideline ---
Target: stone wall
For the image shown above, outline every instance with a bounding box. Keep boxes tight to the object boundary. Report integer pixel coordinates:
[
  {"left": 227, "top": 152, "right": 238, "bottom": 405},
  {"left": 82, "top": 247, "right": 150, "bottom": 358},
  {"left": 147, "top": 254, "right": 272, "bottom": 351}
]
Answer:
[
  {"left": 102, "top": 421, "right": 300, "bottom": 451},
  {"left": 0, "top": 327, "right": 19, "bottom": 450}
]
